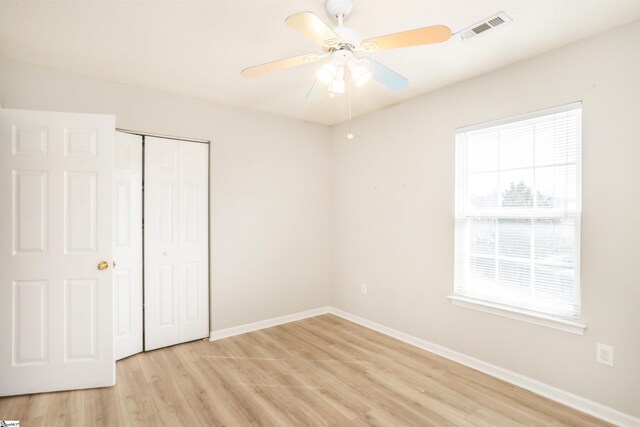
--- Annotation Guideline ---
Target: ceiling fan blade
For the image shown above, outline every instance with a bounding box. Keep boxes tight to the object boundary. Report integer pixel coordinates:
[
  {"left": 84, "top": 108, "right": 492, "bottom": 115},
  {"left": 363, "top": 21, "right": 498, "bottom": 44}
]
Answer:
[
  {"left": 362, "top": 58, "right": 409, "bottom": 91},
  {"left": 360, "top": 25, "right": 452, "bottom": 52},
  {"left": 306, "top": 80, "right": 327, "bottom": 102},
  {"left": 241, "top": 53, "right": 326, "bottom": 77},
  {"left": 285, "top": 11, "right": 342, "bottom": 49}
]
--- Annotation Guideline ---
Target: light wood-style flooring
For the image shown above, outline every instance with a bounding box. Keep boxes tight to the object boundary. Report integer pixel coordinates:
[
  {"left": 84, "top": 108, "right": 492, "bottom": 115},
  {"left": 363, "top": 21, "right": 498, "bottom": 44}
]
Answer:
[{"left": 0, "top": 314, "right": 610, "bottom": 426}]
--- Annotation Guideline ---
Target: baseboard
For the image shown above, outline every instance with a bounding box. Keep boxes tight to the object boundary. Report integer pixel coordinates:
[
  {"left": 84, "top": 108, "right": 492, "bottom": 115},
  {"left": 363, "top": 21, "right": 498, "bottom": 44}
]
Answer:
[
  {"left": 327, "top": 307, "right": 639, "bottom": 427},
  {"left": 209, "top": 306, "right": 331, "bottom": 341}
]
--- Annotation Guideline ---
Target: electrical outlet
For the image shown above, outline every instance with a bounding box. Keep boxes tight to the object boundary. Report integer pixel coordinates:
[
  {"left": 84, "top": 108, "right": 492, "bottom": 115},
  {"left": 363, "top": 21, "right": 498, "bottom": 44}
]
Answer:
[
  {"left": 596, "top": 343, "right": 614, "bottom": 367},
  {"left": 361, "top": 283, "right": 368, "bottom": 295}
]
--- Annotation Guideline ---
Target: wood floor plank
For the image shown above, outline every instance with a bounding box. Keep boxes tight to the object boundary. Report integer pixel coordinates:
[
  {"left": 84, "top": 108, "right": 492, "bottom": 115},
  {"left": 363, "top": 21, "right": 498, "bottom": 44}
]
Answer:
[
  {"left": 182, "top": 341, "right": 280, "bottom": 426},
  {"left": 46, "top": 390, "right": 83, "bottom": 427},
  {"left": 114, "top": 355, "right": 162, "bottom": 427},
  {"left": 0, "top": 314, "right": 614, "bottom": 426},
  {"left": 165, "top": 343, "right": 241, "bottom": 426},
  {"left": 0, "top": 395, "right": 19, "bottom": 422},
  {"left": 0, "top": 393, "right": 50, "bottom": 427},
  {"left": 209, "top": 338, "right": 310, "bottom": 426},
  {"left": 236, "top": 334, "right": 355, "bottom": 426},
  {"left": 84, "top": 386, "right": 124, "bottom": 427},
  {"left": 136, "top": 349, "right": 202, "bottom": 426},
  {"left": 252, "top": 330, "right": 371, "bottom": 422}
]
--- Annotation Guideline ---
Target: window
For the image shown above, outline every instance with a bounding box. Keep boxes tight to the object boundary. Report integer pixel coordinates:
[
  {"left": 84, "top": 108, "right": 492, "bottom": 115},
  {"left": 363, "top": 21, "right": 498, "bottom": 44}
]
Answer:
[{"left": 454, "top": 103, "right": 582, "bottom": 322}]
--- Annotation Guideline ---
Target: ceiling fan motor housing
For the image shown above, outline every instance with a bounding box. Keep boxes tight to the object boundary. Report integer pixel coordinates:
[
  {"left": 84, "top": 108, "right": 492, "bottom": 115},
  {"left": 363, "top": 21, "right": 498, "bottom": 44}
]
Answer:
[
  {"left": 331, "top": 48, "right": 353, "bottom": 64},
  {"left": 325, "top": 0, "right": 353, "bottom": 20}
]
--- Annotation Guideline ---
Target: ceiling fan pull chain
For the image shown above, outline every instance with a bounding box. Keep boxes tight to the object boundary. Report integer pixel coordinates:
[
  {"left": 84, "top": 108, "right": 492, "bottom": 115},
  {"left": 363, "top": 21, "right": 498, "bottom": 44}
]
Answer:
[{"left": 347, "top": 77, "right": 354, "bottom": 140}]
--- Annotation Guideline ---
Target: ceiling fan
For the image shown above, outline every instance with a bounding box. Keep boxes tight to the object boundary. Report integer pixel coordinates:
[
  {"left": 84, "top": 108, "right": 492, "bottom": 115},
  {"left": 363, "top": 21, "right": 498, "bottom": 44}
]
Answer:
[{"left": 241, "top": 0, "right": 452, "bottom": 101}]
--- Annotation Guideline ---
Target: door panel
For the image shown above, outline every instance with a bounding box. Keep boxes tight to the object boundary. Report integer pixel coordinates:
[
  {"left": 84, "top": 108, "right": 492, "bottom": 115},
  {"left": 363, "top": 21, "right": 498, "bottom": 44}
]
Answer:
[
  {"left": 184, "top": 262, "right": 199, "bottom": 322},
  {"left": 114, "top": 270, "right": 132, "bottom": 334},
  {"left": 144, "top": 138, "right": 179, "bottom": 350},
  {"left": 113, "top": 132, "right": 142, "bottom": 361},
  {"left": 144, "top": 137, "right": 208, "bottom": 351},
  {"left": 159, "top": 183, "right": 175, "bottom": 243},
  {"left": 0, "top": 108, "right": 115, "bottom": 396},
  {"left": 64, "top": 171, "right": 98, "bottom": 252},
  {"left": 64, "top": 278, "right": 98, "bottom": 361},
  {"left": 115, "top": 182, "right": 131, "bottom": 245},
  {"left": 177, "top": 141, "right": 209, "bottom": 343},
  {"left": 159, "top": 264, "right": 175, "bottom": 325},
  {"left": 13, "top": 170, "right": 48, "bottom": 254},
  {"left": 13, "top": 280, "right": 48, "bottom": 366},
  {"left": 12, "top": 126, "right": 48, "bottom": 155},
  {"left": 64, "top": 129, "right": 97, "bottom": 157}
]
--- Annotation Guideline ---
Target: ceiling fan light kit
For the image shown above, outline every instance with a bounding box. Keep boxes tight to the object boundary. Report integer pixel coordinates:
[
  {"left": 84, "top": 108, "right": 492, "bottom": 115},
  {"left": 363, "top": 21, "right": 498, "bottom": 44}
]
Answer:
[{"left": 317, "top": 48, "right": 372, "bottom": 92}]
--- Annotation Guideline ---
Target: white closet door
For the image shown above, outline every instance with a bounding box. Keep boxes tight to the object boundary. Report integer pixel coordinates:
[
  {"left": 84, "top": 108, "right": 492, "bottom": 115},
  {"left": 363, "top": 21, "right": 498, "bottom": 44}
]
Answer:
[
  {"left": 0, "top": 108, "right": 115, "bottom": 396},
  {"left": 113, "top": 132, "right": 143, "bottom": 360},
  {"left": 144, "top": 137, "right": 208, "bottom": 351},
  {"left": 177, "top": 140, "right": 210, "bottom": 343}
]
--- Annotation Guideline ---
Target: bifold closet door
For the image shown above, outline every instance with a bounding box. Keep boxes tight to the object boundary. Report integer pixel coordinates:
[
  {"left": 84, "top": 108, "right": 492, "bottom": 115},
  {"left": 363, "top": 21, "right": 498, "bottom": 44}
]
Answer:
[
  {"left": 144, "top": 137, "right": 209, "bottom": 351},
  {"left": 113, "top": 132, "right": 143, "bottom": 360}
]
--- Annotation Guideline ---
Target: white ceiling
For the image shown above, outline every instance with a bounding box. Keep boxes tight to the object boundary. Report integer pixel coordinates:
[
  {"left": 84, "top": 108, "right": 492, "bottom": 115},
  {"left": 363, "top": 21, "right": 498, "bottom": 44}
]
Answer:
[{"left": 1, "top": 1, "right": 639, "bottom": 125}]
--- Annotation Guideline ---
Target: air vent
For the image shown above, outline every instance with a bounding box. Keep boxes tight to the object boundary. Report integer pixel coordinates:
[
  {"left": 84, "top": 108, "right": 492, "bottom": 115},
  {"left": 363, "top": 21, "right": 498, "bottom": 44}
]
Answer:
[
  {"left": 456, "top": 12, "right": 512, "bottom": 41},
  {"left": 488, "top": 16, "right": 505, "bottom": 27},
  {"left": 471, "top": 23, "right": 491, "bottom": 34}
]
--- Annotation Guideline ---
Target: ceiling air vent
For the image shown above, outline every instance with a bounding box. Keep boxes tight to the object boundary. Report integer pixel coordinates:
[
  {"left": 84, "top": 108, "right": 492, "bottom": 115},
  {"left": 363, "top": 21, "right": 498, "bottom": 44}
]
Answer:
[{"left": 456, "top": 12, "right": 512, "bottom": 41}]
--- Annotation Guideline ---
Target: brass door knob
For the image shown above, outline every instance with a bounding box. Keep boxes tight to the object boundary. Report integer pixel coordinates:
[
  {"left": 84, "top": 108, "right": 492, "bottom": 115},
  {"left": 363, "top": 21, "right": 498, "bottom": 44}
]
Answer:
[{"left": 97, "top": 260, "right": 109, "bottom": 271}]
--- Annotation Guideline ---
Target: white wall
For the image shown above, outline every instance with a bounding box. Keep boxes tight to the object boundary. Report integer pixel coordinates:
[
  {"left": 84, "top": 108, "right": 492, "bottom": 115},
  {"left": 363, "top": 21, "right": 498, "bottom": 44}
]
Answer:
[
  {"left": 330, "top": 21, "right": 640, "bottom": 418},
  {"left": 0, "top": 58, "right": 332, "bottom": 331}
]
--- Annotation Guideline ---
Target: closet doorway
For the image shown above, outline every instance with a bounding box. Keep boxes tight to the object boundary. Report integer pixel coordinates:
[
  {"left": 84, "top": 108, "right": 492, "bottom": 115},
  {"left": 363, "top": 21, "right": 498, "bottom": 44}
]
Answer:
[{"left": 113, "top": 131, "right": 209, "bottom": 360}]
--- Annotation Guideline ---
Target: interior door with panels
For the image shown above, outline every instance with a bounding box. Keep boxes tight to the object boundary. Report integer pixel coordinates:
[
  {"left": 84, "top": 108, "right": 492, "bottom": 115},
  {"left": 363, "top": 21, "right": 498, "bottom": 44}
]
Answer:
[
  {"left": 144, "top": 137, "right": 209, "bottom": 351},
  {"left": 177, "top": 140, "right": 209, "bottom": 344},
  {"left": 0, "top": 108, "right": 115, "bottom": 395},
  {"left": 113, "top": 132, "right": 143, "bottom": 360}
]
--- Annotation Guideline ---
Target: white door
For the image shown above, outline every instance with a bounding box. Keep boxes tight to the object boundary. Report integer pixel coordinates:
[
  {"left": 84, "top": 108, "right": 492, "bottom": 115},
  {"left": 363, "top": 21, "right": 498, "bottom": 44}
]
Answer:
[
  {"left": 144, "top": 137, "right": 209, "bottom": 351},
  {"left": 0, "top": 108, "right": 115, "bottom": 395},
  {"left": 113, "top": 132, "right": 143, "bottom": 360}
]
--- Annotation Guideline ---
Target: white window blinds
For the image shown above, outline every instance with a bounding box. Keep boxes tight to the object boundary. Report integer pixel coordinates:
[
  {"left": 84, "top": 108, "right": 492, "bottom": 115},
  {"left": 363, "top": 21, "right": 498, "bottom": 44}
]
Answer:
[{"left": 454, "top": 103, "right": 582, "bottom": 320}]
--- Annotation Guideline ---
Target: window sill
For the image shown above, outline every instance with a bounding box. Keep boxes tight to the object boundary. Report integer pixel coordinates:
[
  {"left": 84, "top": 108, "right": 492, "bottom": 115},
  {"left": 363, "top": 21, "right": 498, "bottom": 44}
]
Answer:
[{"left": 447, "top": 295, "right": 586, "bottom": 335}]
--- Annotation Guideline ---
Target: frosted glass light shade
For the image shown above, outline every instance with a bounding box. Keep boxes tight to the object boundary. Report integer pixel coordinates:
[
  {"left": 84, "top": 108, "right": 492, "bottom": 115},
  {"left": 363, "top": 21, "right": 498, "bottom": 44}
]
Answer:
[
  {"left": 316, "top": 62, "right": 337, "bottom": 84},
  {"left": 348, "top": 60, "right": 372, "bottom": 86}
]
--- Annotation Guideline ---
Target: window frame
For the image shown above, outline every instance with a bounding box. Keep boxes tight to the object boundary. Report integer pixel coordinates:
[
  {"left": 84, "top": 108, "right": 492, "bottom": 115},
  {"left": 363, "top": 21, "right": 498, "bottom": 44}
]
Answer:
[{"left": 451, "top": 102, "right": 585, "bottom": 334}]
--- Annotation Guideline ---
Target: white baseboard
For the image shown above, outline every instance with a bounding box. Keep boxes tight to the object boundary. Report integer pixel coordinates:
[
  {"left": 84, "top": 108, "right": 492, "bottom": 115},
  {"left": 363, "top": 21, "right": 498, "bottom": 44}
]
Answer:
[
  {"left": 209, "top": 306, "right": 638, "bottom": 426},
  {"left": 209, "top": 306, "right": 331, "bottom": 341},
  {"left": 327, "top": 307, "right": 639, "bottom": 427}
]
